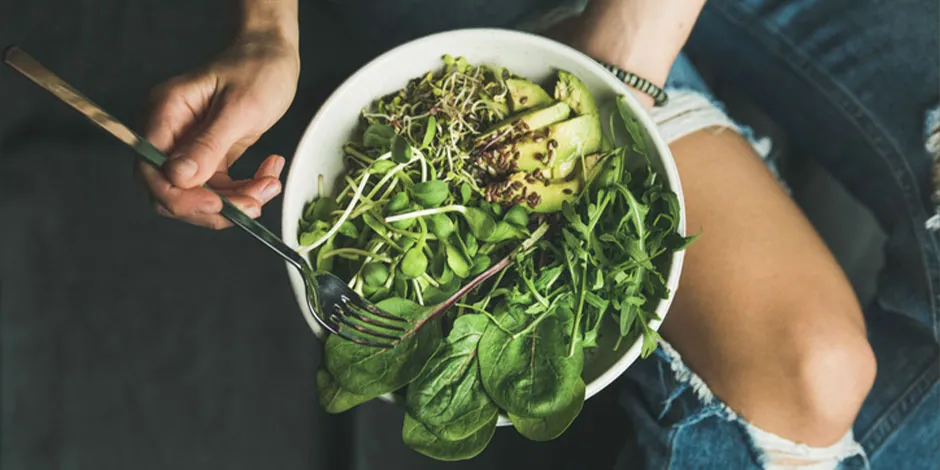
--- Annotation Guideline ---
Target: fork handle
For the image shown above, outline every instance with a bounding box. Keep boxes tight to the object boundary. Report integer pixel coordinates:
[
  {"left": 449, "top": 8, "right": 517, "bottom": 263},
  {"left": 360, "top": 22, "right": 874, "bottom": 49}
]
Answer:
[{"left": 4, "top": 45, "right": 308, "bottom": 271}]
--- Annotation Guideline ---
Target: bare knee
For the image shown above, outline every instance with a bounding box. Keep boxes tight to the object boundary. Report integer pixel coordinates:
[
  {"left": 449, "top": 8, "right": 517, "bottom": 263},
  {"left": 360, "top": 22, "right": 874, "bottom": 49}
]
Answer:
[{"left": 787, "top": 312, "right": 876, "bottom": 443}]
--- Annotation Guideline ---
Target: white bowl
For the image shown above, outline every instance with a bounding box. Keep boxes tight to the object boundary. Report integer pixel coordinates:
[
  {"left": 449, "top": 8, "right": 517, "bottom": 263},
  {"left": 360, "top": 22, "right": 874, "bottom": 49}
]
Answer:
[{"left": 282, "top": 28, "right": 686, "bottom": 426}]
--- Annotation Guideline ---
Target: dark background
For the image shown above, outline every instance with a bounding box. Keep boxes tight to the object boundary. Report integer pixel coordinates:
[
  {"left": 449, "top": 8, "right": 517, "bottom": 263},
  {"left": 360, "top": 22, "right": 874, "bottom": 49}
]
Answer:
[{"left": 0, "top": 0, "right": 884, "bottom": 469}]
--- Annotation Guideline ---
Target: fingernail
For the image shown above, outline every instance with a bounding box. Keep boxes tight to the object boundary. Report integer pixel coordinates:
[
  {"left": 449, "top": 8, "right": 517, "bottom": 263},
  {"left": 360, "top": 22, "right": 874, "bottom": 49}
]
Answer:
[
  {"left": 169, "top": 158, "right": 198, "bottom": 180},
  {"left": 260, "top": 181, "right": 280, "bottom": 202},
  {"left": 273, "top": 156, "right": 286, "bottom": 175},
  {"left": 243, "top": 204, "right": 261, "bottom": 218}
]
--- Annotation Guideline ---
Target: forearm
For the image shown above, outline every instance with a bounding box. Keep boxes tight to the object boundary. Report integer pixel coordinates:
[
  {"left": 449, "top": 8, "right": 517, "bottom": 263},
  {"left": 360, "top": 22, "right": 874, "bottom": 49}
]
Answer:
[
  {"left": 567, "top": 0, "right": 706, "bottom": 107},
  {"left": 236, "top": 0, "right": 299, "bottom": 50}
]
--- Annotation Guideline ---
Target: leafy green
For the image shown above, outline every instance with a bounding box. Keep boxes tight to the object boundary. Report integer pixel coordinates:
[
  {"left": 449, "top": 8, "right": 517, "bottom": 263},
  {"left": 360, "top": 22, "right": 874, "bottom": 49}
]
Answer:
[
  {"left": 411, "top": 180, "right": 450, "bottom": 207},
  {"left": 509, "top": 378, "right": 585, "bottom": 441},
  {"left": 317, "top": 368, "right": 373, "bottom": 413},
  {"left": 405, "top": 315, "right": 497, "bottom": 440},
  {"left": 325, "top": 297, "right": 442, "bottom": 397},
  {"left": 402, "top": 413, "right": 497, "bottom": 462},
  {"left": 478, "top": 303, "right": 584, "bottom": 418}
]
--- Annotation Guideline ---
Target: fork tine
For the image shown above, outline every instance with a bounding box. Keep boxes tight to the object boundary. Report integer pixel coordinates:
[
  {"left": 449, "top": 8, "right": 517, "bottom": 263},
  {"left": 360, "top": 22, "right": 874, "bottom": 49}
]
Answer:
[
  {"left": 341, "top": 296, "right": 410, "bottom": 324},
  {"left": 332, "top": 314, "right": 403, "bottom": 342},
  {"left": 344, "top": 304, "right": 408, "bottom": 332},
  {"left": 336, "top": 329, "right": 396, "bottom": 348}
]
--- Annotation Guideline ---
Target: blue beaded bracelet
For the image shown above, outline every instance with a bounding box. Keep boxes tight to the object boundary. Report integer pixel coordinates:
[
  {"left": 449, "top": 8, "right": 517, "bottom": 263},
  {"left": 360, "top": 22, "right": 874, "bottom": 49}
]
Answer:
[{"left": 596, "top": 60, "right": 669, "bottom": 107}]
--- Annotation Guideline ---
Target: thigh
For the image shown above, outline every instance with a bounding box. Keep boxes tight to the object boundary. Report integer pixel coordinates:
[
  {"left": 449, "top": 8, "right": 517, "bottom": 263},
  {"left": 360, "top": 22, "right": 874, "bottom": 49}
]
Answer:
[{"left": 686, "top": 0, "right": 940, "bottom": 337}]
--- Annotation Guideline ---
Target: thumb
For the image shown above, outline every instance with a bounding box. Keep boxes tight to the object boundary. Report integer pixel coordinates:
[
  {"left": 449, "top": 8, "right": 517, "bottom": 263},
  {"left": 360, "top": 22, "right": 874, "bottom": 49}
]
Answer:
[{"left": 164, "top": 100, "right": 251, "bottom": 188}]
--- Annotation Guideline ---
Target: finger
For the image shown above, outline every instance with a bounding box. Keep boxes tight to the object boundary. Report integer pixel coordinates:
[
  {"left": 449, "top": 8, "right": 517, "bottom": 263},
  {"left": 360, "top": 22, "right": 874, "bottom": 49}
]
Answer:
[
  {"left": 254, "top": 154, "right": 286, "bottom": 179},
  {"left": 140, "top": 162, "right": 221, "bottom": 216},
  {"left": 144, "top": 78, "right": 203, "bottom": 153},
  {"left": 164, "top": 96, "right": 257, "bottom": 189}
]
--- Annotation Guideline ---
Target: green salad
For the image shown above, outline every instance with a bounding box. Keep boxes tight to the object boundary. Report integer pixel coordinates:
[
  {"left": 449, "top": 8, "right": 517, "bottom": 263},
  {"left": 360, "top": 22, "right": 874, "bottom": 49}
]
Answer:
[{"left": 298, "top": 55, "right": 695, "bottom": 461}]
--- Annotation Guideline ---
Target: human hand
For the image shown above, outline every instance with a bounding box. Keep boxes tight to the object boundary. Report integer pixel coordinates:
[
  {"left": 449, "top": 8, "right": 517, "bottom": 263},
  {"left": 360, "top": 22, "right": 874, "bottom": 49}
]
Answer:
[{"left": 139, "top": 32, "right": 300, "bottom": 229}]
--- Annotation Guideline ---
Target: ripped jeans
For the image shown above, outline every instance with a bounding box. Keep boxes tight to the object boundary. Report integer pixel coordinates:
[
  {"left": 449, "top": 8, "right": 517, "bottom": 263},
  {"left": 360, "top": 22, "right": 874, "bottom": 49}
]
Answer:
[{"left": 612, "top": 1, "right": 940, "bottom": 469}]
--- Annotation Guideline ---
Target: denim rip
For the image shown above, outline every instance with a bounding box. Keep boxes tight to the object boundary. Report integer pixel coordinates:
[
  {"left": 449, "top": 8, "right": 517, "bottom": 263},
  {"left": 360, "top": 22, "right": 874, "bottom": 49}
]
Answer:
[
  {"left": 656, "top": 340, "right": 870, "bottom": 470},
  {"left": 924, "top": 104, "right": 940, "bottom": 231}
]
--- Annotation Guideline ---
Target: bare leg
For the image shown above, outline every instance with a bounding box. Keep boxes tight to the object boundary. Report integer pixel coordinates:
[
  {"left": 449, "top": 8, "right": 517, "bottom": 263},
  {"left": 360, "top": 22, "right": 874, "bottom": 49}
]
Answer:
[{"left": 660, "top": 126, "right": 876, "bottom": 446}]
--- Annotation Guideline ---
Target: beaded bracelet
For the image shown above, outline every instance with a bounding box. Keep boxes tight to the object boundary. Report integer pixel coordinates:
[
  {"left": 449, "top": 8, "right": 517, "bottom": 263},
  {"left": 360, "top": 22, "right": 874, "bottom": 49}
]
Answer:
[{"left": 596, "top": 60, "right": 669, "bottom": 107}]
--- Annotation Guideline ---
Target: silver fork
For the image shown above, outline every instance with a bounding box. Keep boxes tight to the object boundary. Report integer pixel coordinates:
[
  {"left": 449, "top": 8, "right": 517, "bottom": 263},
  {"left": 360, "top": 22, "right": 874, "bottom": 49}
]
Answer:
[{"left": 3, "top": 45, "right": 408, "bottom": 348}]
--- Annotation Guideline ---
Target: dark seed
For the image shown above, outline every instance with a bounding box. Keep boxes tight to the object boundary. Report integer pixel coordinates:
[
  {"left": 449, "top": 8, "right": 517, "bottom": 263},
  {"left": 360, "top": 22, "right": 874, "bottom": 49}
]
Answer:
[
  {"left": 509, "top": 161, "right": 518, "bottom": 170},
  {"left": 535, "top": 152, "right": 544, "bottom": 161},
  {"left": 521, "top": 122, "right": 530, "bottom": 131},
  {"left": 522, "top": 186, "right": 528, "bottom": 197},
  {"left": 563, "top": 188, "right": 573, "bottom": 195},
  {"left": 519, "top": 96, "right": 528, "bottom": 104},
  {"left": 512, "top": 181, "right": 523, "bottom": 190},
  {"left": 513, "top": 151, "right": 521, "bottom": 160},
  {"left": 526, "top": 176, "right": 537, "bottom": 184},
  {"left": 548, "top": 139, "right": 558, "bottom": 149}
]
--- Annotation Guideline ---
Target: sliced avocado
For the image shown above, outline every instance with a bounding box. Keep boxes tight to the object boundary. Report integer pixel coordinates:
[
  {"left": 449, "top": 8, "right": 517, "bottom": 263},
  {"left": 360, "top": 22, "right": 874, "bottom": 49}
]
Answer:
[
  {"left": 507, "top": 78, "right": 553, "bottom": 112},
  {"left": 503, "top": 114, "right": 603, "bottom": 180},
  {"left": 478, "top": 101, "right": 571, "bottom": 142},
  {"left": 554, "top": 70, "right": 599, "bottom": 116},
  {"left": 487, "top": 172, "right": 581, "bottom": 213}
]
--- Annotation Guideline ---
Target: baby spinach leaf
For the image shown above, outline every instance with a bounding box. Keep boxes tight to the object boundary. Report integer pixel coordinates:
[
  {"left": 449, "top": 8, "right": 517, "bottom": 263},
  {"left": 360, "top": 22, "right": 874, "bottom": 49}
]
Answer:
[
  {"left": 411, "top": 180, "right": 450, "bottom": 207},
  {"left": 402, "top": 412, "right": 497, "bottom": 462},
  {"left": 406, "top": 315, "right": 497, "bottom": 440},
  {"left": 325, "top": 297, "right": 442, "bottom": 397},
  {"left": 459, "top": 183, "right": 472, "bottom": 205},
  {"left": 509, "top": 378, "right": 585, "bottom": 441},
  {"left": 317, "top": 368, "right": 373, "bottom": 414},
  {"left": 478, "top": 303, "right": 584, "bottom": 418}
]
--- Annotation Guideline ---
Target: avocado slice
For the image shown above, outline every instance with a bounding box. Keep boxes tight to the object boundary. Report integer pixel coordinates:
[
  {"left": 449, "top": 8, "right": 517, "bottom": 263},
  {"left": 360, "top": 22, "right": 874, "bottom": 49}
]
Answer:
[
  {"left": 478, "top": 101, "right": 571, "bottom": 143},
  {"left": 554, "top": 71, "right": 599, "bottom": 116},
  {"left": 497, "top": 114, "right": 602, "bottom": 180},
  {"left": 486, "top": 172, "right": 581, "bottom": 213},
  {"left": 507, "top": 78, "right": 553, "bottom": 112}
]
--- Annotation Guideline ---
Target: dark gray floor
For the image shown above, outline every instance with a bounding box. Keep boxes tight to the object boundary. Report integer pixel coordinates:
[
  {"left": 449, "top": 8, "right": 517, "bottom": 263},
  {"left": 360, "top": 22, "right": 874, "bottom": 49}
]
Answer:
[{"left": 0, "top": 1, "right": 884, "bottom": 469}]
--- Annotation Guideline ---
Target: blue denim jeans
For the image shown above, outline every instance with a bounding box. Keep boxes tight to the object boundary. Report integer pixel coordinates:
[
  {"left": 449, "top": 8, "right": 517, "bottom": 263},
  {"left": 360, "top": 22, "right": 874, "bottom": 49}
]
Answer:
[
  {"left": 330, "top": 0, "right": 940, "bottom": 467},
  {"left": 612, "top": 1, "right": 939, "bottom": 468}
]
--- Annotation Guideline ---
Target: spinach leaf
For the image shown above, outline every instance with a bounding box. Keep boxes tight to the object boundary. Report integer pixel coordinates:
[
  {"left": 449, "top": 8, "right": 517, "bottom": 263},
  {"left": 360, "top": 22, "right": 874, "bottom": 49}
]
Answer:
[
  {"left": 406, "top": 315, "right": 497, "bottom": 440},
  {"left": 325, "top": 297, "right": 442, "bottom": 397},
  {"left": 509, "top": 378, "right": 585, "bottom": 441},
  {"left": 478, "top": 302, "right": 584, "bottom": 418},
  {"left": 317, "top": 368, "right": 373, "bottom": 413},
  {"left": 402, "top": 412, "right": 497, "bottom": 462}
]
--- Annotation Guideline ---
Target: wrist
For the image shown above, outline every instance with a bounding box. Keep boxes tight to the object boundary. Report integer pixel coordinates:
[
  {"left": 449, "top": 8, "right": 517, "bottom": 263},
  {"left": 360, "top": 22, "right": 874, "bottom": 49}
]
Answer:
[
  {"left": 236, "top": 0, "right": 300, "bottom": 53},
  {"left": 565, "top": 0, "right": 704, "bottom": 88}
]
